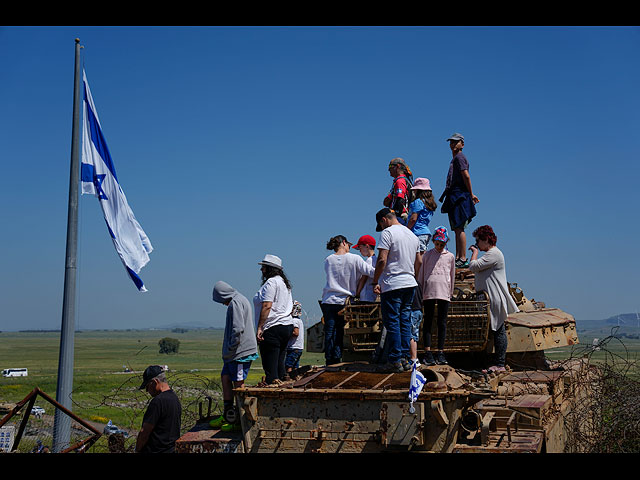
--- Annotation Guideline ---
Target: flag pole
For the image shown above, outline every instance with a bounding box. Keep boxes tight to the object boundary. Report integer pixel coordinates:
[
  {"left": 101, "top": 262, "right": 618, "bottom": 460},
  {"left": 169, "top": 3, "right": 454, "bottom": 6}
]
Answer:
[{"left": 53, "top": 38, "right": 83, "bottom": 453}]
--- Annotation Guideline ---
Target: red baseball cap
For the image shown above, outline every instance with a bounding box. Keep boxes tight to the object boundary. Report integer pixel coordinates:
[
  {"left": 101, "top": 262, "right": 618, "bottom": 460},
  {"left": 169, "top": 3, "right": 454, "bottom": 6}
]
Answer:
[{"left": 352, "top": 235, "right": 376, "bottom": 248}]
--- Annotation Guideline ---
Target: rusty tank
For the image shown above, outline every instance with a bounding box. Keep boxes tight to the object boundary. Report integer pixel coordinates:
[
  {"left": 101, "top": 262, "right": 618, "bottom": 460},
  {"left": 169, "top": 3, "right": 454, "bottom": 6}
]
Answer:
[{"left": 178, "top": 270, "right": 590, "bottom": 454}]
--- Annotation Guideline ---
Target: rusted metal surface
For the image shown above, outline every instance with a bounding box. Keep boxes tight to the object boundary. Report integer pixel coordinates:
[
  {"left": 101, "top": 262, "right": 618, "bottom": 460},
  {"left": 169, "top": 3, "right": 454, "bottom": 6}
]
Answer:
[
  {"left": 506, "top": 309, "right": 579, "bottom": 352},
  {"left": 0, "top": 387, "right": 101, "bottom": 453},
  {"left": 229, "top": 355, "right": 591, "bottom": 453},
  {"left": 234, "top": 363, "right": 478, "bottom": 453},
  {"left": 175, "top": 422, "right": 244, "bottom": 453}
]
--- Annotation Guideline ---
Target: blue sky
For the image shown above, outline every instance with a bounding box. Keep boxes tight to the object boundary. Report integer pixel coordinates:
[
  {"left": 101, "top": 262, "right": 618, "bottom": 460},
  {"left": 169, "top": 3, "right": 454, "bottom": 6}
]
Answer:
[{"left": 1, "top": 26, "right": 639, "bottom": 332}]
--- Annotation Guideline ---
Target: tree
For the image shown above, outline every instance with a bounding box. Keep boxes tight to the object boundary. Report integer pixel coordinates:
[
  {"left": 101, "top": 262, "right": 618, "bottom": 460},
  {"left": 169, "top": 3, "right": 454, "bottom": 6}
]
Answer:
[{"left": 158, "top": 337, "right": 180, "bottom": 354}]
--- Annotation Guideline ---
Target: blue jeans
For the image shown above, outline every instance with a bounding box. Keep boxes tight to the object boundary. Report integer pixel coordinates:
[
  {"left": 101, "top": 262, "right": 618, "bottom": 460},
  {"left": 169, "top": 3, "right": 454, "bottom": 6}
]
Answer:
[
  {"left": 380, "top": 287, "right": 415, "bottom": 363},
  {"left": 320, "top": 303, "right": 345, "bottom": 364},
  {"left": 410, "top": 310, "right": 422, "bottom": 342},
  {"left": 493, "top": 323, "right": 508, "bottom": 367},
  {"left": 285, "top": 348, "right": 303, "bottom": 369}
]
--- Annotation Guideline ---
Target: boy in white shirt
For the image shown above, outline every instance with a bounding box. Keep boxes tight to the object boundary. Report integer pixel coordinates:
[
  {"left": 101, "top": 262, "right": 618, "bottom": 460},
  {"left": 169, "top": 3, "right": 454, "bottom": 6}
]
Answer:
[{"left": 353, "top": 234, "right": 378, "bottom": 302}]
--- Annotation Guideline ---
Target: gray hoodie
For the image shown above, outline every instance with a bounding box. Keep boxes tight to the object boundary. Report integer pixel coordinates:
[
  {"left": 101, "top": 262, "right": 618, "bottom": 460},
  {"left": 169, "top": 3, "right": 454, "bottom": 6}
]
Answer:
[{"left": 212, "top": 281, "right": 258, "bottom": 362}]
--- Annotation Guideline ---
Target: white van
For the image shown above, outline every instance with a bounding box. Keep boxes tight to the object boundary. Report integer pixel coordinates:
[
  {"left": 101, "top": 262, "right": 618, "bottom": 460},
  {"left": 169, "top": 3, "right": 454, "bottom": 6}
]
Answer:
[{"left": 1, "top": 368, "right": 28, "bottom": 377}]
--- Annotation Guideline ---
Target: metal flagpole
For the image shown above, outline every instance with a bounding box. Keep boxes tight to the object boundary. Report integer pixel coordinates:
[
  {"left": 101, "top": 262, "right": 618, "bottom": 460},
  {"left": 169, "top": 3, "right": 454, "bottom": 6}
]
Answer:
[{"left": 53, "top": 38, "right": 82, "bottom": 453}]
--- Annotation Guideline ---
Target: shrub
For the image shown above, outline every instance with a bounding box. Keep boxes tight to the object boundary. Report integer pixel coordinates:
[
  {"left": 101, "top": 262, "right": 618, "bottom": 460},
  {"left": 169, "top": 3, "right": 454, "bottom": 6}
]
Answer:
[{"left": 158, "top": 337, "right": 180, "bottom": 354}]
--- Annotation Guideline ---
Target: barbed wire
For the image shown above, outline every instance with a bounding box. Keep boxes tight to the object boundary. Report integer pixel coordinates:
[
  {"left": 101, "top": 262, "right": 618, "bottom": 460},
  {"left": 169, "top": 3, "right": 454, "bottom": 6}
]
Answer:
[
  {"left": 550, "top": 327, "right": 640, "bottom": 453},
  {"left": 66, "top": 370, "right": 223, "bottom": 452}
]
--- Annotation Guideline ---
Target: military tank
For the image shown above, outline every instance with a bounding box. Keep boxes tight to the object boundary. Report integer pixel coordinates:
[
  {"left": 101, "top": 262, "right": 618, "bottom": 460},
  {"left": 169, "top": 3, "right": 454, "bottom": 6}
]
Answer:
[{"left": 177, "top": 271, "right": 590, "bottom": 454}]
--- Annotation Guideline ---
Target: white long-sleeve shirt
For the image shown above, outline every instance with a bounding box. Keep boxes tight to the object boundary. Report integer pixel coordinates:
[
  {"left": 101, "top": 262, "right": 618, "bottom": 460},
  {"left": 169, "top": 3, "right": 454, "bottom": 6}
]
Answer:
[
  {"left": 468, "top": 246, "right": 519, "bottom": 330},
  {"left": 321, "top": 252, "right": 376, "bottom": 304}
]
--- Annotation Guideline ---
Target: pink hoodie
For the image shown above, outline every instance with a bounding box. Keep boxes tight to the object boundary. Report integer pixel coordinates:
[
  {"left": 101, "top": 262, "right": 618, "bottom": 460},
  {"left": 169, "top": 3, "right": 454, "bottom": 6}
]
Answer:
[{"left": 417, "top": 248, "right": 456, "bottom": 301}]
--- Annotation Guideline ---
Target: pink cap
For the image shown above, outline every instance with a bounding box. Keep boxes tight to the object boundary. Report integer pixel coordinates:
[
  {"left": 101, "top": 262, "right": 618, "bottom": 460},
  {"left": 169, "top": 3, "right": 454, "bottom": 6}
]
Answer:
[{"left": 411, "top": 177, "right": 431, "bottom": 191}]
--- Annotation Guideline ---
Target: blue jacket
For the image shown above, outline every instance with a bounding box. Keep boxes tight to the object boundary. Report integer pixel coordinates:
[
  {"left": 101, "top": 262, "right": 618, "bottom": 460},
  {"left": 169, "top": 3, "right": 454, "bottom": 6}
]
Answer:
[{"left": 440, "top": 187, "right": 476, "bottom": 228}]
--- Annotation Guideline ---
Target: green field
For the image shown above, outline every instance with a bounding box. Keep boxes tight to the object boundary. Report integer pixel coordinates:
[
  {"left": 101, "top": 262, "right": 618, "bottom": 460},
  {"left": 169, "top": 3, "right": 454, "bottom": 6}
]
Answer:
[
  {"left": 0, "top": 328, "right": 325, "bottom": 452},
  {"left": 547, "top": 324, "right": 640, "bottom": 378}
]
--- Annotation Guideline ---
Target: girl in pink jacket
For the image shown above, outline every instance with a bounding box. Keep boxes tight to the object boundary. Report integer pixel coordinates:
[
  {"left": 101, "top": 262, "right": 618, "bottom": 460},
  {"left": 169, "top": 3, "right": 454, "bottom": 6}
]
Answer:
[{"left": 416, "top": 226, "right": 456, "bottom": 366}]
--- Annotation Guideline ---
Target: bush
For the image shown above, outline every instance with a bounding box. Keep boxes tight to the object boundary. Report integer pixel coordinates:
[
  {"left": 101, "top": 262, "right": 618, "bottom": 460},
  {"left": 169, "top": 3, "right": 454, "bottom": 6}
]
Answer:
[{"left": 158, "top": 337, "right": 180, "bottom": 354}]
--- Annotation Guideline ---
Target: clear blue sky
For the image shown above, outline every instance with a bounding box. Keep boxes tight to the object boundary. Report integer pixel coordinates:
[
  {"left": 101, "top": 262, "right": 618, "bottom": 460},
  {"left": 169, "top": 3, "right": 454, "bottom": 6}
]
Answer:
[{"left": 1, "top": 26, "right": 639, "bottom": 332}]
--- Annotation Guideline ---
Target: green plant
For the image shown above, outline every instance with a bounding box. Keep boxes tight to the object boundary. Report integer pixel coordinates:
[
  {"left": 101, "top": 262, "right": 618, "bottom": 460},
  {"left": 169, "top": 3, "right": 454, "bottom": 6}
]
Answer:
[{"left": 158, "top": 337, "right": 180, "bottom": 354}]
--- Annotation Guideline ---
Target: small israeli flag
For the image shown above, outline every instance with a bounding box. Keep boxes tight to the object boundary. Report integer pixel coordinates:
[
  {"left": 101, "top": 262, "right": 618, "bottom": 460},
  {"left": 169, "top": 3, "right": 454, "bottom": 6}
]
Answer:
[
  {"left": 80, "top": 70, "right": 153, "bottom": 291},
  {"left": 408, "top": 361, "right": 426, "bottom": 412}
]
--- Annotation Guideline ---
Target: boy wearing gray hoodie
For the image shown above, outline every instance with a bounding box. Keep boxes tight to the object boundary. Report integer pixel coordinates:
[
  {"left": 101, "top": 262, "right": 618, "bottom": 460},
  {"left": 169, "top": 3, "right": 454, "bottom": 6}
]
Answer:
[{"left": 211, "top": 280, "right": 259, "bottom": 429}]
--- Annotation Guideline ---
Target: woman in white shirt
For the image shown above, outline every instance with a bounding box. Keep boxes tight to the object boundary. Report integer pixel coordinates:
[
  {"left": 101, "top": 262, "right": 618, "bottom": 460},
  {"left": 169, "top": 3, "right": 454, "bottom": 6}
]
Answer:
[
  {"left": 254, "top": 254, "right": 295, "bottom": 384},
  {"left": 321, "top": 235, "right": 376, "bottom": 365},
  {"left": 468, "top": 225, "right": 519, "bottom": 373}
]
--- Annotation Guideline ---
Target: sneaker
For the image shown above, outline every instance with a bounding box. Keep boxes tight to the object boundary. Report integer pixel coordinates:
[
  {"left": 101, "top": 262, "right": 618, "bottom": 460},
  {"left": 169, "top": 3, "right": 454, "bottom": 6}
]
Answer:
[
  {"left": 220, "top": 422, "right": 242, "bottom": 432},
  {"left": 482, "top": 365, "right": 506, "bottom": 374},
  {"left": 400, "top": 358, "right": 413, "bottom": 371},
  {"left": 421, "top": 351, "right": 436, "bottom": 366},
  {"left": 209, "top": 415, "right": 225, "bottom": 429},
  {"left": 455, "top": 258, "right": 464, "bottom": 268},
  {"left": 434, "top": 351, "right": 448, "bottom": 365},
  {"left": 380, "top": 361, "right": 405, "bottom": 373}
]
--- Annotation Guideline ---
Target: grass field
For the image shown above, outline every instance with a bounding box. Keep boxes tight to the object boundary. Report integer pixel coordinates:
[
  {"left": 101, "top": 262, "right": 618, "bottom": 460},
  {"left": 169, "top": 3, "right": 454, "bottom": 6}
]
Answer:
[
  {"left": 1, "top": 325, "right": 638, "bottom": 452},
  {"left": 0, "top": 328, "right": 325, "bottom": 452},
  {"left": 547, "top": 325, "right": 640, "bottom": 378}
]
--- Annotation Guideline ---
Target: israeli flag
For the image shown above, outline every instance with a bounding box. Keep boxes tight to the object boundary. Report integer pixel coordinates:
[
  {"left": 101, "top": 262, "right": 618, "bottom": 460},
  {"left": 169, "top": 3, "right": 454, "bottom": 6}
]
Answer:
[
  {"left": 408, "top": 362, "right": 426, "bottom": 412},
  {"left": 80, "top": 70, "right": 153, "bottom": 292}
]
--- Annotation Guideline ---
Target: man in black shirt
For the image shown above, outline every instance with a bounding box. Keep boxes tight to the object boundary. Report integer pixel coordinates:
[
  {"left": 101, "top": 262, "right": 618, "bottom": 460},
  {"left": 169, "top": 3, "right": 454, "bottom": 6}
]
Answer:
[{"left": 135, "top": 365, "right": 182, "bottom": 453}]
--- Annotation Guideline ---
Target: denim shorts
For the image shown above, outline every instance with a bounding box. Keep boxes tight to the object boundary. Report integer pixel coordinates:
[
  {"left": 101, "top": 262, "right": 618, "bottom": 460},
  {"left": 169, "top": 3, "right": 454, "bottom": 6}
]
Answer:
[
  {"left": 449, "top": 217, "right": 470, "bottom": 231},
  {"left": 410, "top": 310, "right": 422, "bottom": 342},
  {"left": 417, "top": 234, "right": 431, "bottom": 252},
  {"left": 285, "top": 348, "right": 303, "bottom": 369},
  {"left": 222, "top": 360, "right": 252, "bottom": 382}
]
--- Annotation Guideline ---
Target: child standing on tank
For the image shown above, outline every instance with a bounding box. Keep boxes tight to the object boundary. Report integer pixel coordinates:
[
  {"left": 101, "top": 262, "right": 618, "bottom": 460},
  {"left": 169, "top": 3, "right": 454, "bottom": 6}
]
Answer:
[
  {"left": 353, "top": 234, "right": 378, "bottom": 302},
  {"left": 409, "top": 282, "right": 423, "bottom": 367},
  {"left": 407, "top": 177, "right": 437, "bottom": 260},
  {"left": 416, "top": 227, "right": 456, "bottom": 366},
  {"left": 285, "top": 301, "right": 305, "bottom": 376}
]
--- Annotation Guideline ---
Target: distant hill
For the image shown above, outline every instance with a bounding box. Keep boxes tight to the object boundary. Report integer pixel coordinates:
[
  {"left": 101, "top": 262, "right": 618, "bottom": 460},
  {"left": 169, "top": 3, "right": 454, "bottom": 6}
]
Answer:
[
  {"left": 576, "top": 316, "right": 640, "bottom": 338},
  {"left": 155, "top": 321, "right": 219, "bottom": 330},
  {"left": 604, "top": 313, "right": 640, "bottom": 326}
]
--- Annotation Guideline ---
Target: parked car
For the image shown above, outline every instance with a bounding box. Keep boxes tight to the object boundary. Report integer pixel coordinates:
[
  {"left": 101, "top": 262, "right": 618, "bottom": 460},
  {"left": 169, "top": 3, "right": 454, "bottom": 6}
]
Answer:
[
  {"left": 31, "top": 406, "right": 45, "bottom": 417},
  {"left": 103, "top": 420, "right": 129, "bottom": 437}
]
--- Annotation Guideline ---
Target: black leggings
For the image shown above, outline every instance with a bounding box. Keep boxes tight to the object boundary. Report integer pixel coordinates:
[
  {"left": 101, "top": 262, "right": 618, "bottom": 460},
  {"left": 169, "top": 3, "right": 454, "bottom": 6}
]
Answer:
[
  {"left": 422, "top": 299, "right": 449, "bottom": 351},
  {"left": 259, "top": 323, "right": 294, "bottom": 384}
]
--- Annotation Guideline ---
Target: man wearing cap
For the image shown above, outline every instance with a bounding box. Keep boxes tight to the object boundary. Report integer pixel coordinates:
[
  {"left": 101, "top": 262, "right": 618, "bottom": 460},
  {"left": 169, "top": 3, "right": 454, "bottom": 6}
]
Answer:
[
  {"left": 372, "top": 208, "right": 421, "bottom": 372},
  {"left": 439, "top": 133, "right": 479, "bottom": 268},
  {"left": 383, "top": 157, "right": 413, "bottom": 225},
  {"left": 136, "top": 365, "right": 182, "bottom": 453},
  {"left": 353, "top": 234, "right": 378, "bottom": 302}
]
